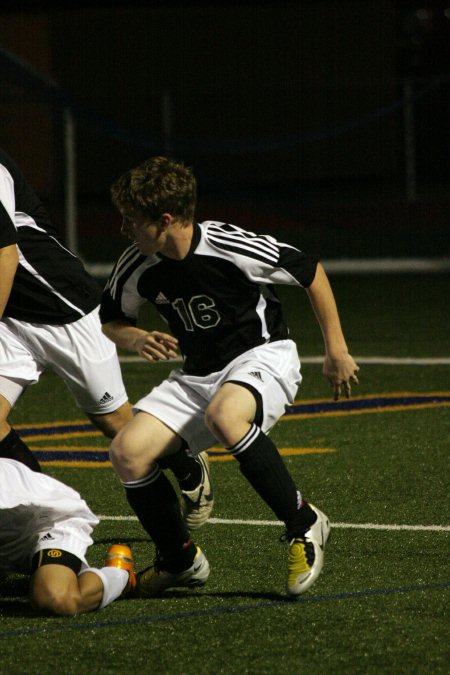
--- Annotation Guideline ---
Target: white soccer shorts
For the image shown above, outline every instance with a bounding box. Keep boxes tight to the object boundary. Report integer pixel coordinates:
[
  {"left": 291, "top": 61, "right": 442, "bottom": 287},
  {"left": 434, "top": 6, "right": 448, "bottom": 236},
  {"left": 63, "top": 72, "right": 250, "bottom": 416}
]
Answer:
[
  {"left": 134, "top": 339, "right": 302, "bottom": 454},
  {"left": 0, "top": 458, "right": 99, "bottom": 576},
  {"left": 0, "top": 306, "right": 128, "bottom": 414}
]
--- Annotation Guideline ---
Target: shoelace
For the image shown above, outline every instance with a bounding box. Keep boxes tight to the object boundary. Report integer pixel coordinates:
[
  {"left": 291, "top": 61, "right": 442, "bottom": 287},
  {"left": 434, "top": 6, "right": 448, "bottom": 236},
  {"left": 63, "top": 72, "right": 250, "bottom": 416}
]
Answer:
[{"left": 279, "top": 527, "right": 309, "bottom": 543}]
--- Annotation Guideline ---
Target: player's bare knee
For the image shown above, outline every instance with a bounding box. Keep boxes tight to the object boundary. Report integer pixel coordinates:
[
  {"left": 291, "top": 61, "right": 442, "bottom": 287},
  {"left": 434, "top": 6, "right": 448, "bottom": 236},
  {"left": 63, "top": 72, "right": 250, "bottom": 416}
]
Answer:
[
  {"left": 205, "top": 399, "right": 233, "bottom": 438},
  {"left": 109, "top": 432, "right": 152, "bottom": 478},
  {"left": 109, "top": 432, "right": 131, "bottom": 465}
]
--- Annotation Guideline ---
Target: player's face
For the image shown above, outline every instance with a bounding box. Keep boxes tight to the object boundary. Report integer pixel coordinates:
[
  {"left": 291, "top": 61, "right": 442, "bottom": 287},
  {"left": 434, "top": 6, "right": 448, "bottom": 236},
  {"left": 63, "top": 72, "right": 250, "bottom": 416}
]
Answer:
[{"left": 120, "top": 212, "right": 165, "bottom": 255}]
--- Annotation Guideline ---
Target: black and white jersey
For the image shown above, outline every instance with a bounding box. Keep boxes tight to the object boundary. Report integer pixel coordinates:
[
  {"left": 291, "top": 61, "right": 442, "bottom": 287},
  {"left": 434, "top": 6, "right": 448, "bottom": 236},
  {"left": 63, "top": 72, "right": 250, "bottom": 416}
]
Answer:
[
  {"left": 101, "top": 221, "right": 319, "bottom": 375},
  {"left": 0, "top": 148, "right": 101, "bottom": 324}
]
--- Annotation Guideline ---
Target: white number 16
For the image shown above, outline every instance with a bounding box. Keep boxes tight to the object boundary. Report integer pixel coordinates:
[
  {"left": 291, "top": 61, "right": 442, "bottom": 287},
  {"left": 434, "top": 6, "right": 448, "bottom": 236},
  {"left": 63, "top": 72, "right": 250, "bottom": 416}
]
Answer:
[{"left": 172, "top": 295, "right": 221, "bottom": 331}]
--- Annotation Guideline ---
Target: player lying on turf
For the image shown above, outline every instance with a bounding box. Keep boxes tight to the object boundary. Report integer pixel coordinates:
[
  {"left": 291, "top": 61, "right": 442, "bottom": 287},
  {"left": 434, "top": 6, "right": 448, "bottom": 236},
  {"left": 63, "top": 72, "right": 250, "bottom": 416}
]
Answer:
[
  {"left": 0, "top": 457, "right": 135, "bottom": 616},
  {"left": 101, "top": 156, "right": 359, "bottom": 597}
]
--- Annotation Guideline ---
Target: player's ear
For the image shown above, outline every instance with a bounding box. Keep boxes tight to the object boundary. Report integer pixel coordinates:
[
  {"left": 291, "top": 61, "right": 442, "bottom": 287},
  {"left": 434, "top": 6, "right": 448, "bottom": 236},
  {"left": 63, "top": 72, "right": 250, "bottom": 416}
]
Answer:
[{"left": 159, "top": 213, "right": 172, "bottom": 230}]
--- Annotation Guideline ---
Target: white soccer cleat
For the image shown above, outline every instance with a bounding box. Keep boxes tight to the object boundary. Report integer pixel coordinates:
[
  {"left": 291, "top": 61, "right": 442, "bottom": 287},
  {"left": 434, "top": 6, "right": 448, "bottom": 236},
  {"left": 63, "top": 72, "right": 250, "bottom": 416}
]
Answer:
[
  {"left": 180, "top": 451, "right": 214, "bottom": 529},
  {"left": 138, "top": 546, "right": 210, "bottom": 597},
  {"left": 286, "top": 504, "right": 330, "bottom": 596}
]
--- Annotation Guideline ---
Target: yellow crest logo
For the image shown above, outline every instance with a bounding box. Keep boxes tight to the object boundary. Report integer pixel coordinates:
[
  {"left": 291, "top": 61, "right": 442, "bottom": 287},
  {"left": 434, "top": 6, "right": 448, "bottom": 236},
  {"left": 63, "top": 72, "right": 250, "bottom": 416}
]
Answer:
[{"left": 47, "top": 549, "right": 63, "bottom": 558}]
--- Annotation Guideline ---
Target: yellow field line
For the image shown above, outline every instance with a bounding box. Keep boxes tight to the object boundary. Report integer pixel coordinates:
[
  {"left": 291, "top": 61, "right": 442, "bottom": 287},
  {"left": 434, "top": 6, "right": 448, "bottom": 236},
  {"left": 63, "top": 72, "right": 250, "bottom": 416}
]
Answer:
[
  {"left": 283, "top": 400, "right": 450, "bottom": 422},
  {"left": 38, "top": 446, "right": 335, "bottom": 467},
  {"left": 15, "top": 419, "right": 96, "bottom": 430},
  {"left": 207, "top": 447, "right": 335, "bottom": 462},
  {"left": 25, "top": 431, "right": 103, "bottom": 442},
  {"left": 17, "top": 391, "right": 450, "bottom": 441},
  {"left": 30, "top": 445, "right": 108, "bottom": 451},
  {"left": 294, "top": 391, "right": 450, "bottom": 405},
  {"left": 41, "top": 461, "right": 111, "bottom": 468},
  {"left": 25, "top": 400, "right": 450, "bottom": 440}
]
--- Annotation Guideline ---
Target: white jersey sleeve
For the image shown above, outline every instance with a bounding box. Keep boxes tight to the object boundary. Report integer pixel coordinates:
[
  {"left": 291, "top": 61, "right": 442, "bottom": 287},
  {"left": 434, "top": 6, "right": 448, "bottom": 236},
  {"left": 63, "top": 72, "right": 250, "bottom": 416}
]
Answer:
[{"left": 198, "top": 221, "right": 318, "bottom": 288}]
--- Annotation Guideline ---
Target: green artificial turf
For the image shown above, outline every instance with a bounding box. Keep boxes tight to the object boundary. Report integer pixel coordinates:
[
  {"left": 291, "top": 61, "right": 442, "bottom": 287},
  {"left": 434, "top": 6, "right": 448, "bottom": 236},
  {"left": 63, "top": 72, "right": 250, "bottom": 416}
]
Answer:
[{"left": 1, "top": 274, "right": 449, "bottom": 674}]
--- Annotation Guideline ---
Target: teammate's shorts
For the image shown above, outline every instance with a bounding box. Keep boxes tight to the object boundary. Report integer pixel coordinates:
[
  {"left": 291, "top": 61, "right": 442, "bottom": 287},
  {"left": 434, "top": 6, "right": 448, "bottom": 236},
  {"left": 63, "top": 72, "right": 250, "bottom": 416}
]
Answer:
[
  {"left": 0, "top": 458, "right": 99, "bottom": 576},
  {"left": 134, "top": 339, "right": 302, "bottom": 454},
  {"left": 0, "top": 306, "right": 128, "bottom": 414}
]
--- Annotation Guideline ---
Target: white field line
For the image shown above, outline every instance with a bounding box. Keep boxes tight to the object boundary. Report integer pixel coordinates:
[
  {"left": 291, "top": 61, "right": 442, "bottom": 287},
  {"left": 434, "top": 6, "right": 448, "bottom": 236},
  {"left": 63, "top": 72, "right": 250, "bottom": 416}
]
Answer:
[
  {"left": 88, "top": 257, "right": 450, "bottom": 278},
  {"left": 119, "top": 355, "right": 450, "bottom": 366},
  {"left": 98, "top": 515, "right": 450, "bottom": 532}
]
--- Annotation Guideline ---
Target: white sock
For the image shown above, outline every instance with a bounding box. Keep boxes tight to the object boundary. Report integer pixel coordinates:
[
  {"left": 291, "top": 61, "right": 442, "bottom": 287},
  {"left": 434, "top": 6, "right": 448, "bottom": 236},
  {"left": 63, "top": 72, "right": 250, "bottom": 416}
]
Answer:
[{"left": 80, "top": 566, "right": 129, "bottom": 609}]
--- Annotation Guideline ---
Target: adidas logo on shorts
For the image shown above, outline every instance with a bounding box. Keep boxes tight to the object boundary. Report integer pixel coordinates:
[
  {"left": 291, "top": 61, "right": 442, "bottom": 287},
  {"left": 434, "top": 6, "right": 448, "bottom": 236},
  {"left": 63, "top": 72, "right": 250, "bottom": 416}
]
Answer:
[
  {"left": 39, "top": 532, "right": 55, "bottom": 542},
  {"left": 248, "top": 371, "right": 263, "bottom": 381},
  {"left": 100, "top": 391, "right": 114, "bottom": 405}
]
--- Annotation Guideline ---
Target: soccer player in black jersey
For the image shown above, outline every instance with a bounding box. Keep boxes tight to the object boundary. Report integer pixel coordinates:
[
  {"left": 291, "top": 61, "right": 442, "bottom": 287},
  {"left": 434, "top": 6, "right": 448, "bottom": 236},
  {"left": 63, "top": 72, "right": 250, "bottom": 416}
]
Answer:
[
  {"left": 0, "top": 148, "right": 212, "bottom": 528},
  {"left": 101, "top": 155, "right": 360, "bottom": 597}
]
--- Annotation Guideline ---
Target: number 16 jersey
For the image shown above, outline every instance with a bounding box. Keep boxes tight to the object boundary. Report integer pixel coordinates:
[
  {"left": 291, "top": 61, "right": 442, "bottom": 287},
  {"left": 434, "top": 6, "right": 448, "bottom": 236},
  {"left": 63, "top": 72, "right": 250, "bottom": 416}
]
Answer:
[{"left": 100, "top": 221, "right": 319, "bottom": 376}]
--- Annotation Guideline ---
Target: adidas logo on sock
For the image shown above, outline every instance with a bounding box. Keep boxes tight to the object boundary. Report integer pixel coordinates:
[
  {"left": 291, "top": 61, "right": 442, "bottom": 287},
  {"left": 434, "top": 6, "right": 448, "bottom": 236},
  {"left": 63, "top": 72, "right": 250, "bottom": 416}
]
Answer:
[
  {"left": 100, "top": 391, "right": 114, "bottom": 405},
  {"left": 155, "top": 292, "right": 170, "bottom": 304}
]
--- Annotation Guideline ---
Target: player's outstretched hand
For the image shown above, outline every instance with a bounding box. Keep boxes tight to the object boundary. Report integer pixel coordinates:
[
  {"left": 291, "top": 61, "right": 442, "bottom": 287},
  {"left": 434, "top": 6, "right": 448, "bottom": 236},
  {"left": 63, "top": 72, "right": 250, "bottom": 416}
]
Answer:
[
  {"left": 323, "top": 352, "right": 360, "bottom": 401},
  {"left": 135, "top": 331, "right": 179, "bottom": 362}
]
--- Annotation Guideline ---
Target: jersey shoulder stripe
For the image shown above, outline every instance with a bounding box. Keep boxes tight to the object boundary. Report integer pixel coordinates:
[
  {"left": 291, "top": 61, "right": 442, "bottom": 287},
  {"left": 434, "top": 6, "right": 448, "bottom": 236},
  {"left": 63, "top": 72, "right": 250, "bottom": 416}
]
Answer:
[
  {"left": 204, "top": 222, "right": 280, "bottom": 265},
  {"left": 109, "top": 245, "right": 143, "bottom": 281},
  {"left": 108, "top": 246, "right": 146, "bottom": 297},
  {"left": 107, "top": 246, "right": 161, "bottom": 299}
]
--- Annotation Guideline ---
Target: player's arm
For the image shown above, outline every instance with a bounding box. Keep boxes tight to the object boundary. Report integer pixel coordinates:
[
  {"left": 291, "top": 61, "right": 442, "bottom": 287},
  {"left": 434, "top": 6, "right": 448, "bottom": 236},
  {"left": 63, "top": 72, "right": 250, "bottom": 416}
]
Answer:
[
  {"left": 0, "top": 174, "right": 19, "bottom": 318},
  {"left": 305, "top": 262, "right": 359, "bottom": 400},
  {"left": 102, "top": 319, "right": 179, "bottom": 363},
  {"left": 0, "top": 243, "right": 19, "bottom": 318}
]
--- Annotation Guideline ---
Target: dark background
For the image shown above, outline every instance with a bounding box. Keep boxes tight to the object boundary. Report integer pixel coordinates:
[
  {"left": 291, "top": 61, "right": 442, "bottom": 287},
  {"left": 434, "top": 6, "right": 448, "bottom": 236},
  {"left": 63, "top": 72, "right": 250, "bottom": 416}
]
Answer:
[{"left": 0, "top": 0, "right": 449, "bottom": 262}]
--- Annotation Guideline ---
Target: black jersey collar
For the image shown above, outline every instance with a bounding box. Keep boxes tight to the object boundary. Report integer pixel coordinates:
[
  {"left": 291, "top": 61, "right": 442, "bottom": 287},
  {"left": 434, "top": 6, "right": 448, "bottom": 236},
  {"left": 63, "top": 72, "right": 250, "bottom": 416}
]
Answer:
[{"left": 188, "top": 222, "right": 201, "bottom": 256}]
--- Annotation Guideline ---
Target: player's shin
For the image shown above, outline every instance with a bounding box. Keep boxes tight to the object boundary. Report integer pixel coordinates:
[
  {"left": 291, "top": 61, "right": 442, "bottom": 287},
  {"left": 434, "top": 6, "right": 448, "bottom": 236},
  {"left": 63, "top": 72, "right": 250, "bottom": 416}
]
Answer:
[
  {"left": 228, "top": 423, "right": 316, "bottom": 536},
  {"left": 122, "top": 465, "right": 196, "bottom": 571}
]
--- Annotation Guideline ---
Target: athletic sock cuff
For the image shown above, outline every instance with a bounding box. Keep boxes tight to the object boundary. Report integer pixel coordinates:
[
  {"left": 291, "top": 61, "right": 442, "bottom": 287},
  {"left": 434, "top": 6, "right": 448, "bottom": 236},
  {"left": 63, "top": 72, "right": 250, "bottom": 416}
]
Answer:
[
  {"left": 121, "top": 465, "right": 161, "bottom": 489},
  {"left": 227, "top": 424, "right": 261, "bottom": 456},
  {"left": 80, "top": 566, "right": 129, "bottom": 609}
]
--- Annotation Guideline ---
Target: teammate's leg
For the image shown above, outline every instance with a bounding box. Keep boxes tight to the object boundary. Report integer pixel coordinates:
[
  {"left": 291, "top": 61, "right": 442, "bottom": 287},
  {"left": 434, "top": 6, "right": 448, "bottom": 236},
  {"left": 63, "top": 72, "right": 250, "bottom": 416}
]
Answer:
[
  {"left": 0, "top": 323, "right": 42, "bottom": 471},
  {"left": 0, "top": 392, "right": 41, "bottom": 472},
  {"left": 110, "top": 412, "right": 198, "bottom": 572},
  {"left": 205, "top": 381, "right": 329, "bottom": 595},
  {"left": 88, "top": 401, "right": 202, "bottom": 484},
  {"left": 88, "top": 402, "right": 209, "bottom": 525},
  {"left": 205, "top": 382, "right": 315, "bottom": 534},
  {"left": 87, "top": 401, "right": 134, "bottom": 438}
]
